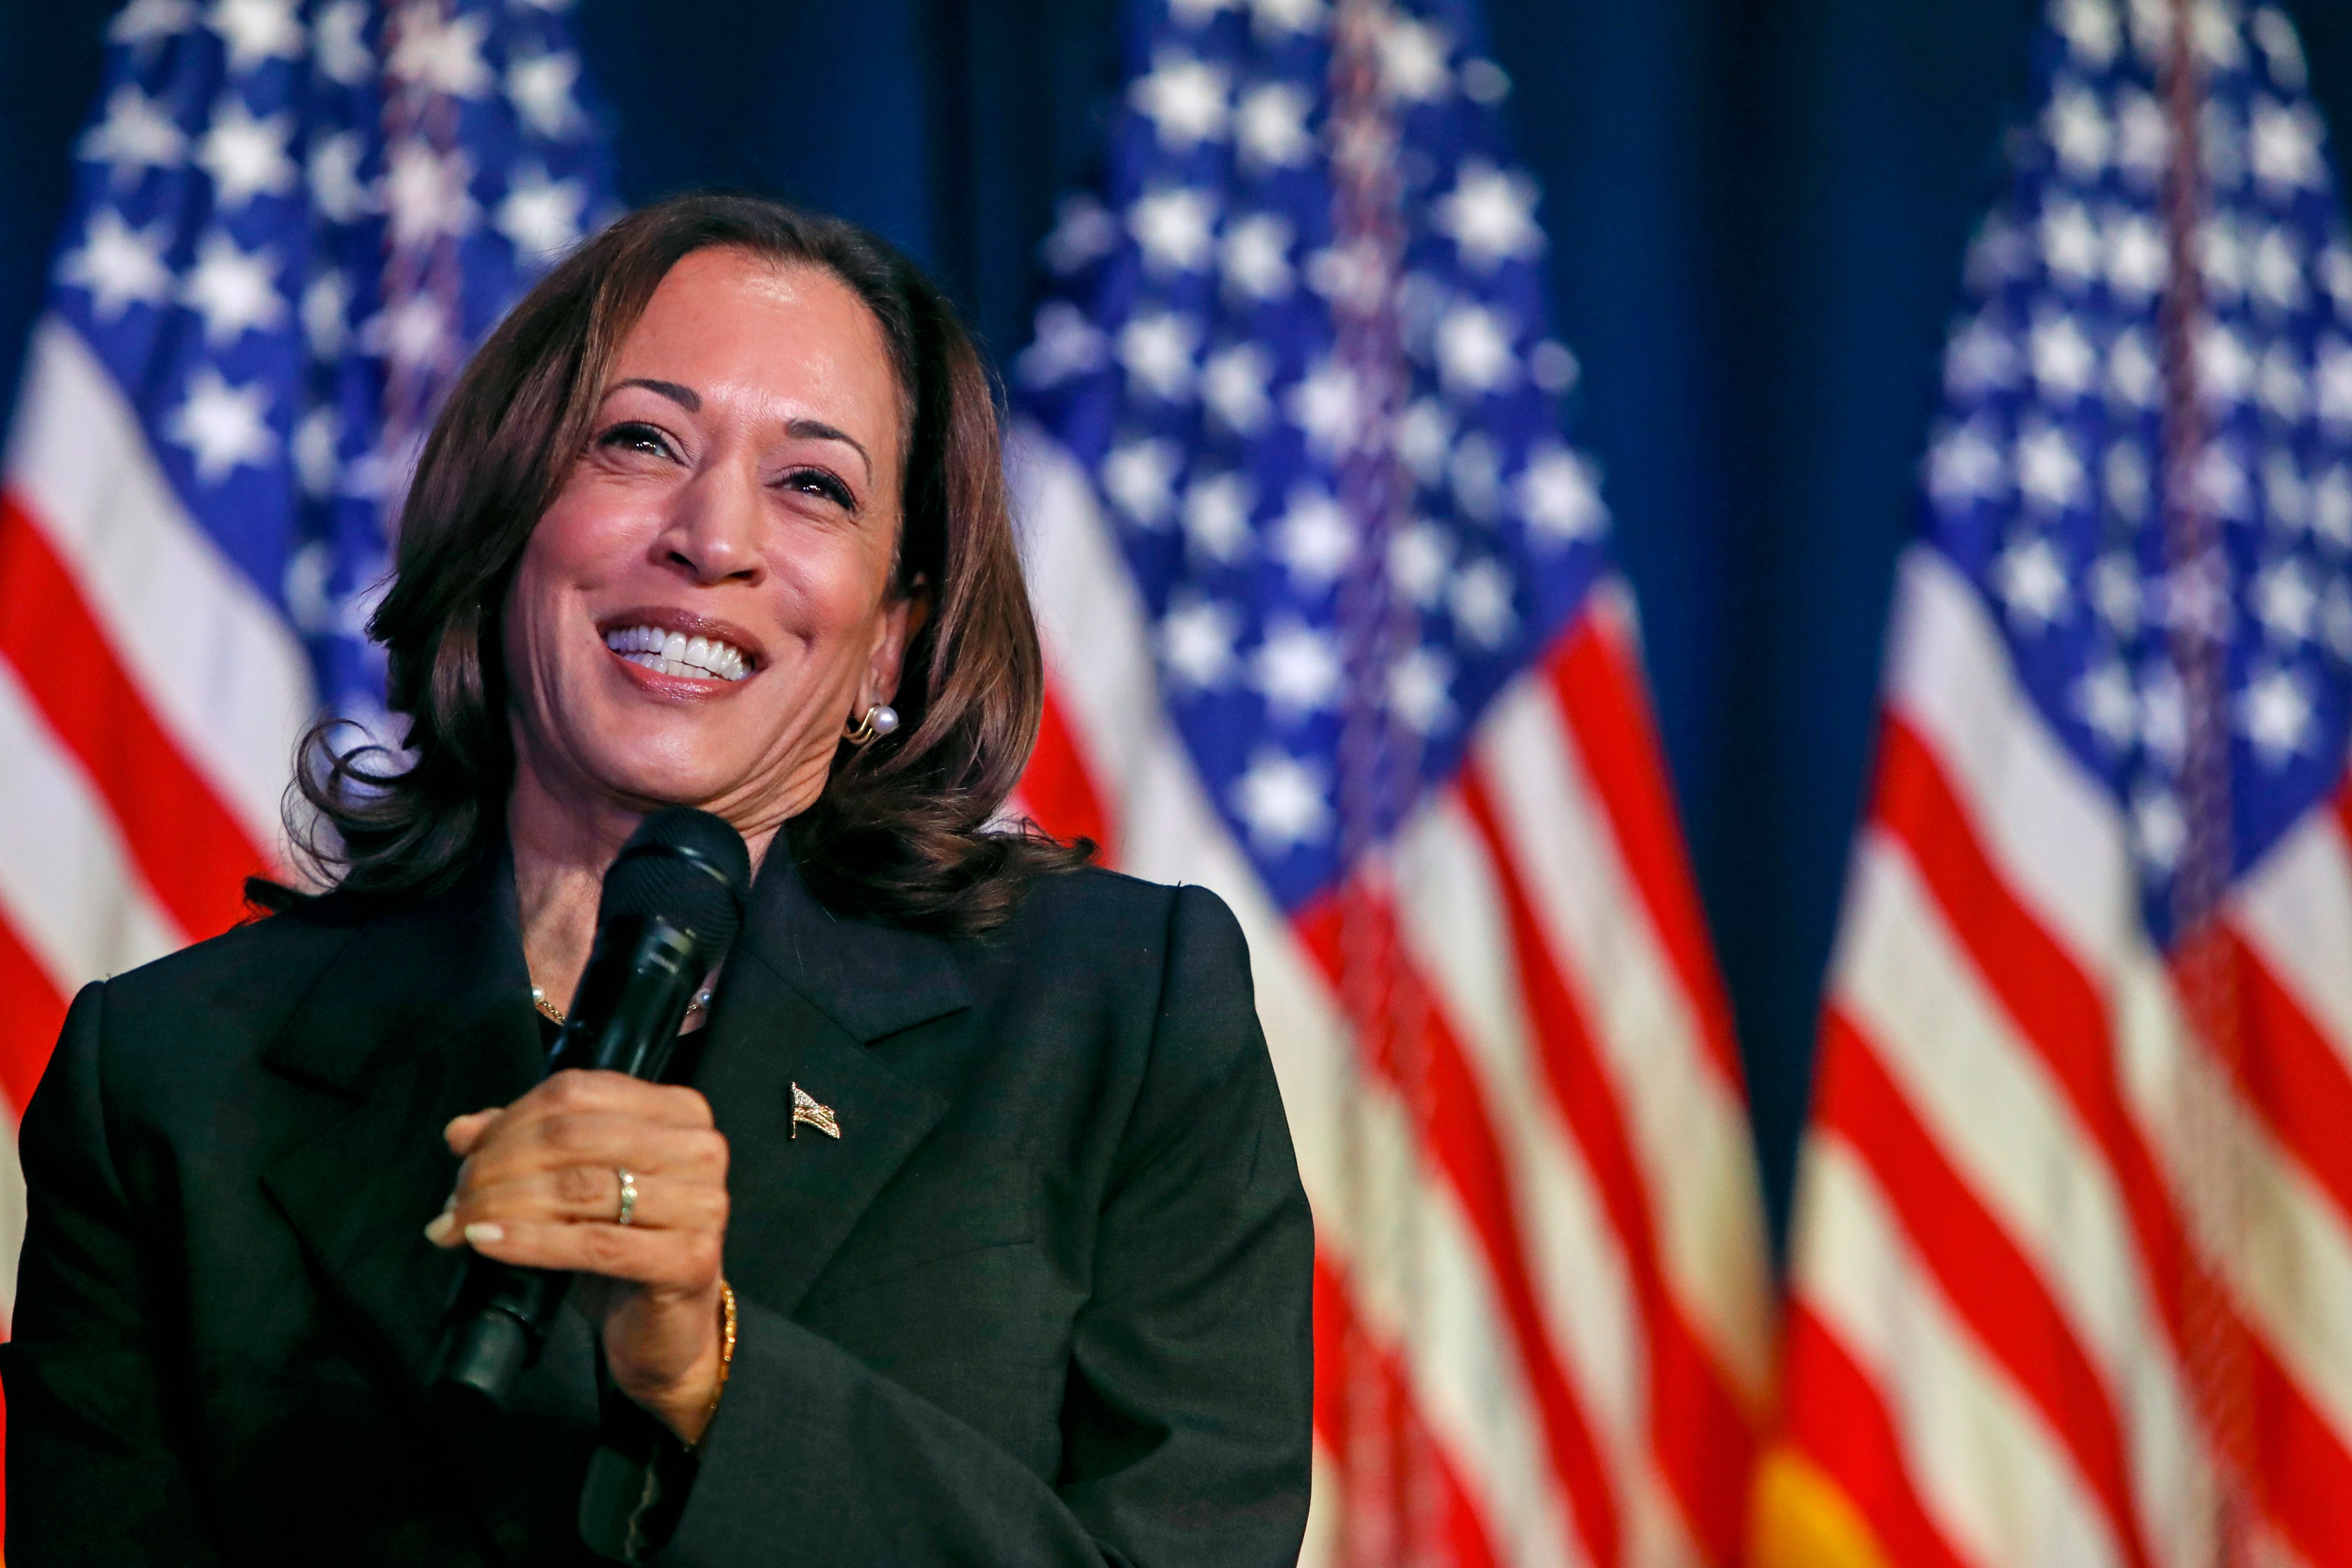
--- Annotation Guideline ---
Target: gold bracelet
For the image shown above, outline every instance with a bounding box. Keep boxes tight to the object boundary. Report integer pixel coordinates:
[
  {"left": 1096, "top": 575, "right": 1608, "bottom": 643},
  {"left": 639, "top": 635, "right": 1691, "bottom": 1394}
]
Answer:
[{"left": 694, "top": 1280, "right": 737, "bottom": 1450}]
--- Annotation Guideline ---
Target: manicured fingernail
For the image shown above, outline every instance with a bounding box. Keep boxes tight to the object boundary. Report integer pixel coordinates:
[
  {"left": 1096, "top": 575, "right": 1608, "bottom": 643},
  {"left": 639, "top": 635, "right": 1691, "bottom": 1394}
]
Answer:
[
  {"left": 462, "top": 1223, "right": 505, "bottom": 1246},
  {"left": 441, "top": 1191, "right": 458, "bottom": 1212},
  {"left": 423, "top": 1211, "right": 457, "bottom": 1245}
]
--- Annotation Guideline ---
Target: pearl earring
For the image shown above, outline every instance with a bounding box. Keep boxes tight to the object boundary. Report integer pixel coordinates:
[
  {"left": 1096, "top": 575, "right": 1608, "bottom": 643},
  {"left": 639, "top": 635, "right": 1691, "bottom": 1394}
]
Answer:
[{"left": 843, "top": 704, "right": 900, "bottom": 745}]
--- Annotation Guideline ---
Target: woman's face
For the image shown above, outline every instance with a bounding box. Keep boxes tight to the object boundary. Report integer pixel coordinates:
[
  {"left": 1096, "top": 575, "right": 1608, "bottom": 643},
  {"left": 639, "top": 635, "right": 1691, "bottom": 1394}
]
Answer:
[{"left": 502, "top": 247, "right": 914, "bottom": 842}]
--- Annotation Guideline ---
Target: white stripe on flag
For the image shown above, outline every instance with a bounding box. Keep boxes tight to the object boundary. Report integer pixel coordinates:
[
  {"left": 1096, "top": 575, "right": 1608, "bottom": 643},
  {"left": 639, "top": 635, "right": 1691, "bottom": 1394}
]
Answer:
[
  {"left": 1472, "top": 673, "right": 1773, "bottom": 1402},
  {"left": 1793, "top": 1133, "right": 2133, "bottom": 1568},
  {"left": 1010, "top": 423, "right": 1586, "bottom": 1567},
  {"left": 5, "top": 317, "right": 311, "bottom": 856},
  {"left": 0, "top": 655, "right": 182, "bottom": 991}
]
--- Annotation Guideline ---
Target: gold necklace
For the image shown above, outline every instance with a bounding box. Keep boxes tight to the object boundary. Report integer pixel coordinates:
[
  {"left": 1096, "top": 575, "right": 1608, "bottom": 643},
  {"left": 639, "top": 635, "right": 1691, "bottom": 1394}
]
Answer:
[{"left": 531, "top": 986, "right": 714, "bottom": 1027}]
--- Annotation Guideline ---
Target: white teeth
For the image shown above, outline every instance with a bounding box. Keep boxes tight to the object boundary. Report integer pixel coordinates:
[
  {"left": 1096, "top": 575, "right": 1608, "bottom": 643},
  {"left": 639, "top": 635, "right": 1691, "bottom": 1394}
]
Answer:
[{"left": 602, "top": 624, "right": 752, "bottom": 681}]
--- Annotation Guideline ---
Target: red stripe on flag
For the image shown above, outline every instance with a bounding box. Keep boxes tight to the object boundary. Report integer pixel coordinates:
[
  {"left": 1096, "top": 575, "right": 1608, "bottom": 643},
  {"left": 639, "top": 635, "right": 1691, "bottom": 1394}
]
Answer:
[
  {"left": 2225, "top": 929, "right": 2352, "bottom": 1233},
  {"left": 0, "top": 911, "right": 66, "bottom": 1119},
  {"left": 1458, "top": 767, "right": 1755, "bottom": 1566},
  {"left": 0, "top": 491, "right": 263, "bottom": 943},
  {"left": 1022, "top": 681, "right": 1114, "bottom": 860},
  {"left": 1547, "top": 619, "right": 1744, "bottom": 1085},
  {"left": 1867, "top": 709, "right": 2352, "bottom": 1565},
  {"left": 1779, "top": 1303, "right": 1973, "bottom": 1568},
  {"left": 1815, "top": 1008, "right": 2151, "bottom": 1568},
  {"left": 1315, "top": 1253, "right": 1504, "bottom": 1568},
  {"left": 1297, "top": 891, "right": 1623, "bottom": 1568}
]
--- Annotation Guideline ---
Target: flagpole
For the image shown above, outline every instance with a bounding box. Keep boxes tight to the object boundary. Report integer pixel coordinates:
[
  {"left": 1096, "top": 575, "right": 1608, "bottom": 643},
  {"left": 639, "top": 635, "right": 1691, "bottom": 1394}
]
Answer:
[{"left": 2157, "top": 1, "right": 2253, "bottom": 1561}]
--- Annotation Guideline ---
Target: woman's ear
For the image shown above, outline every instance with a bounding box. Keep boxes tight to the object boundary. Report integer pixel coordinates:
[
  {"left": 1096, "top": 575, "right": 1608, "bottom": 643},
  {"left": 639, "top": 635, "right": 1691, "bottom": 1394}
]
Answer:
[{"left": 863, "top": 573, "right": 932, "bottom": 709}]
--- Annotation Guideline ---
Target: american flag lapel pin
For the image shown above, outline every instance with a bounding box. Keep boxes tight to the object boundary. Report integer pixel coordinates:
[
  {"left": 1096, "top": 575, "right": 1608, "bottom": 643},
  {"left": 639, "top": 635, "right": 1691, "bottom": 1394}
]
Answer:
[{"left": 790, "top": 1082, "right": 840, "bottom": 1140}]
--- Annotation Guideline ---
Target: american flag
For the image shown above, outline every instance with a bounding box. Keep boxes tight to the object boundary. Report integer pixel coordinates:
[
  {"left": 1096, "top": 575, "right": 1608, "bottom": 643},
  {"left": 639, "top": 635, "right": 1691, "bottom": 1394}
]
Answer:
[
  {"left": 1006, "top": 1, "right": 1772, "bottom": 1563},
  {"left": 0, "top": 0, "right": 611, "bottom": 1328},
  {"left": 1760, "top": 2, "right": 2352, "bottom": 1566}
]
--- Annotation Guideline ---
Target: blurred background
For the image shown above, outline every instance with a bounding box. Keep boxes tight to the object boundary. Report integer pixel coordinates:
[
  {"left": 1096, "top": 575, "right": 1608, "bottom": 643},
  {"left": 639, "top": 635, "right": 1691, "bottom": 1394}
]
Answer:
[
  {"left": 14, "top": 0, "right": 2352, "bottom": 1237},
  {"left": 11, "top": 4, "right": 2352, "bottom": 1564}
]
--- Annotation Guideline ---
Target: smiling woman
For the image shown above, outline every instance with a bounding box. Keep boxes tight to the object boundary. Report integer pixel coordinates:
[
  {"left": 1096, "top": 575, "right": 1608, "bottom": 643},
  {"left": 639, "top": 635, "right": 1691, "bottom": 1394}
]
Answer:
[{"left": 3, "top": 195, "right": 1313, "bottom": 1567}]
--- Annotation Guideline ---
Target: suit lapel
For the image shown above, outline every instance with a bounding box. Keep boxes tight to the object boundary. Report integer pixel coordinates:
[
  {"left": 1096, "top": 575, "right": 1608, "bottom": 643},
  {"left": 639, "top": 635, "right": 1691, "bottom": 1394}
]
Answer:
[
  {"left": 258, "top": 853, "right": 545, "bottom": 1383},
  {"left": 693, "top": 852, "right": 969, "bottom": 1317}
]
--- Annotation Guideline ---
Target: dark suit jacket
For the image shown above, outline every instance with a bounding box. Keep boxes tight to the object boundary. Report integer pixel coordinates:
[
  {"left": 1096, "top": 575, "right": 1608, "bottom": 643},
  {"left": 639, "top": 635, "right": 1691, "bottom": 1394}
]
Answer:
[{"left": 3, "top": 849, "right": 1314, "bottom": 1566}]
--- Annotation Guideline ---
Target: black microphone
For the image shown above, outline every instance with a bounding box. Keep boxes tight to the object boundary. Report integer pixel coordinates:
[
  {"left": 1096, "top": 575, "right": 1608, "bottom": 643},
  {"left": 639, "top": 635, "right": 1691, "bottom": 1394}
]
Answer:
[{"left": 429, "top": 807, "right": 752, "bottom": 1409}]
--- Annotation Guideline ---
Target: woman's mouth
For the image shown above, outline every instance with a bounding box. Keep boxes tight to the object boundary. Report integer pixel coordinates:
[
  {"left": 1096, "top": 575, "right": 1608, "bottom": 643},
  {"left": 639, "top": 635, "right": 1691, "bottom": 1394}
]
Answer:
[{"left": 603, "top": 624, "right": 754, "bottom": 682}]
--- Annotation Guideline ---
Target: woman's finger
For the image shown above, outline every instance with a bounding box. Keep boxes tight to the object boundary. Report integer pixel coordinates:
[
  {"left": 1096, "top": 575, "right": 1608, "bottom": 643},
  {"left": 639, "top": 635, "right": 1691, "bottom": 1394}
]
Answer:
[
  {"left": 452, "top": 1214, "right": 724, "bottom": 1291},
  {"left": 443, "top": 1107, "right": 505, "bottom": 1156},
  {"left": 456, "top": 1113, "right": 729, "bottom": 1195},
  {"left": 443, "top": 1162, "right": 729, "bottom": 1235},
  {"left": 506, "top": 1070, "right": 717, "bottom": 1132}
]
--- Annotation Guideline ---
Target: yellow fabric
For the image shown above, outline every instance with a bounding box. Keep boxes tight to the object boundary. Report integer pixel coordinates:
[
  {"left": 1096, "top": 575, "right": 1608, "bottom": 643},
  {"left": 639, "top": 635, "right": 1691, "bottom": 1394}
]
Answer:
[{"left": 1749, "top": 1446, "right": 1894, "bottom": 1568}]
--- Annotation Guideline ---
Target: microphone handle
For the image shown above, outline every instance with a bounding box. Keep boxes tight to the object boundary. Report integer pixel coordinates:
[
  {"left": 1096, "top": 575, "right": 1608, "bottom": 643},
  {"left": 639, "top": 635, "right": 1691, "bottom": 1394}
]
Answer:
[{"left": 429, "top": 916, "right": 704, "bottom": 1409}]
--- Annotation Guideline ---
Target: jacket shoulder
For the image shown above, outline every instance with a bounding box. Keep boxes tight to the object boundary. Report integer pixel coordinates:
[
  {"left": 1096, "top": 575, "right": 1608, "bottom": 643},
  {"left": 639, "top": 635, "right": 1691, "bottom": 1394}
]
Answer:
[{"left": 90, "top": 907, "right": 360, "bottom": 1070}]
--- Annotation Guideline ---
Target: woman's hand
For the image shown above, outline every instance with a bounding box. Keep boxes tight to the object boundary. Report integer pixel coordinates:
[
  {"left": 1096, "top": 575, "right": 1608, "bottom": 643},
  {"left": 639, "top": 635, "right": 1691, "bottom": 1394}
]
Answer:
[{"left": 426, "top": 1070, "right": 731, "bottom": 1444}]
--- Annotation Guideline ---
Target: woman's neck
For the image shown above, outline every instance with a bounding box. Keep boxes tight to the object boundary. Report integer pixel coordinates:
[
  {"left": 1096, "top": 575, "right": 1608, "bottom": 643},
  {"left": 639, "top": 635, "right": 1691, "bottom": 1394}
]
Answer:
[{"left": 507, "top": 762, "right": 779, "bottom": 1014}]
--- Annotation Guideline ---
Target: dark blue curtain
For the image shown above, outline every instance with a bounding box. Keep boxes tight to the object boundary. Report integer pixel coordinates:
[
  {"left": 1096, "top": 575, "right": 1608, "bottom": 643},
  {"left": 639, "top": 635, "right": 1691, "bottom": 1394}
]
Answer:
[{"left": 9, "top": 0, "right": 2352, "bottom": 1245}]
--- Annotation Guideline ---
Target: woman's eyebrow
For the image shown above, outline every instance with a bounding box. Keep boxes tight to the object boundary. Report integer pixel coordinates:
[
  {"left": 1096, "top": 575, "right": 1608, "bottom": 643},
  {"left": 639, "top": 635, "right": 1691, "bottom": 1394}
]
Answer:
[
  {"left": 785, "top": 418, "right": 873, "bottom": 483},
  {"left": 610, "top": 376, "right": 701, "bottom": 411}
]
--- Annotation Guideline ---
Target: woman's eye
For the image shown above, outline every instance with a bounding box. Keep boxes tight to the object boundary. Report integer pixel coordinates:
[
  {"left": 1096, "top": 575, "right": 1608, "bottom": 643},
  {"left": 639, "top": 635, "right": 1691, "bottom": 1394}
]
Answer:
[
  {"left": 597, "top": 422, "right": 674, "bottom": 459},
  {"left": 780, "top": 468, "right": 854, "bottom": 511}
]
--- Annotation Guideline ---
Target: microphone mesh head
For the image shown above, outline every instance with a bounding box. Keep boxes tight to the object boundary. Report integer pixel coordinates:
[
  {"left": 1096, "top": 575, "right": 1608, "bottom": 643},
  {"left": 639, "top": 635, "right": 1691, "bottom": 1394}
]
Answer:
[{"left": 598, "top": 809, "right": 753, "bottom": 966}]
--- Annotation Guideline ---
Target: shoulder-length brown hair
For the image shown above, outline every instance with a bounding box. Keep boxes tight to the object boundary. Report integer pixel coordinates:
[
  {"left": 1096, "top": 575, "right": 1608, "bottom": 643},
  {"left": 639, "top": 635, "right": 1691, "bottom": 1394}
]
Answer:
[{"left": 275, "top": 192, "right": 1081, "bottom": 933}]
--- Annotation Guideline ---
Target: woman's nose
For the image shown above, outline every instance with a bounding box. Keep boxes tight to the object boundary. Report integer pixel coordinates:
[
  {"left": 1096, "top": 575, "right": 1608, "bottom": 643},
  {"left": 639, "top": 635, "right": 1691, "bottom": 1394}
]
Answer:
[{"left": 657, "top": 462, "right": 764, "bottom": 584}]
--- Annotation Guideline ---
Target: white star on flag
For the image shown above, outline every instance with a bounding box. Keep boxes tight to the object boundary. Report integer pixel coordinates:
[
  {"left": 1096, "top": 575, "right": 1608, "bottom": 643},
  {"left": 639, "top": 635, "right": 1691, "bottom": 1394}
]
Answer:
[
  {"left": 2076, "top": 658, "right": 2140, "bottom": 748},
  {"left": 308, "top": 130, "right": 371, "bottom": 224},
  {"left": 1388, "top": 644, "right": 1456, "bottom": 734},
  {"left": 180, "top": 230, "right": 285, "bottom": 345},
  {"left": 1926, "top": 420, "right": 2007, "bottom": 508},
  {"left": 1236, "top": 82, "right": 1314, "bottom": 170},
  {"left": 1182, "top": 472, "right": 1256, "bottom": 564},
  {"left": 1434, "top": 303, "right": 1517, "bottom": 395},
  {"left": 1118, "top": 310, "right": 1200, "bottom": 402},
  {"left": 1042, "top": 195, "right": 1120, "bottom": 276},
  {"left": 389, "top": 9, "right": 492, "bottom": 97},
  {"left": 1102, "top": 437, "right": 1182, "bottom": 526},
  {"left": 2105, "top": 211, "right": 2168, "bottom": 298},
  {"left": 1247, "top": 0, "right": 1325, "bottom": 37},
  {"left": 312, "top": 0, "right": 369, "bottom": 85},
  {"left": 1221, "top": 213, "right": 1295, "bottom": 300},
  {"left": 1230, "top": 748, "right": 1332, "bottom": 853},
  {"left": 1286, "top": 358, "right": 1364, "bottom": 458},
  {"left": 2030, "top": 312, "right": 2097, "bottom": 401},
  {"left": 301, "top": 270, "right": 350, "bottom": 357},
  {"left": 1376, "top": 15, "right": 1450, "bottom": 102},
  {"left": 1016, "top": 302, "right": 1107, "bottom": 388},
  {"left": 78, "top": 85, "right": 186, "bottom": 180},
  {"left": 196, "top": 98, "right": 297, "bottom": 209},
  {"left": 2239, "top": 664, "right": 2316, "bottom": 763},
  {"left": 2251, "top": 96, "right": 2326, "bottom": 193},
  {"left": 1389, "top": 519, "right": 1453, "bottom": 606},
  {"left": 1435, "top": 161, "right": 1544, "bottom": 271},
  {"left": 1517, "top": 443, "right": 1607, "bottom": 541},
  {"left": 1159, "top": 596, "right": 1241, "bottom": 688},
  {"left": 1993, "top": 533, "right": 2073, "bottom": 628},
  {"left": 2041, "top": 199, "right": 2103, "bottom": 287},
  {"left": 2046, "top": 84, "right": 2111, "bottom": 178},
  {"left": 385, "top": 140, "right": 480, "bottom": 246},
  {"left": 2016, "top": 421, "right": 2087, "bottom": 510},
  {"left": 165, "top": 366, "right": 277, "bottom": 481},
  {"left": 2252, "top": 556, "right": 2320, "bottom": 643},
  {"left": 206, "top": 0, "right": 302, "bottom": 72},
  {"left": 1250, "top": 618, "right": 1343, "bottom": 719},
  {"left": 1449, "top": 557, "right": 1518, "bottom": 646},
  {"left": 497, "top": 167, "right": 589, "bottom": 258},
  {"left": 1129, "top": 50, "right": 1229, "bottom": 151},
  {"left": 1272, "top": 488, "right": 1354, "bottom": 586},
  {"left": 507, "top": 50, "right": 586, "bottom": 140},
  {"left": 60, "top": 209, "right": 171, "bottom": 319},
  {"left": 1131, "top": 187, "right": 1218, "bottom": 273},
  {"left": 1202, "top": 342, "right": 1275, "bottom": 432}
]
